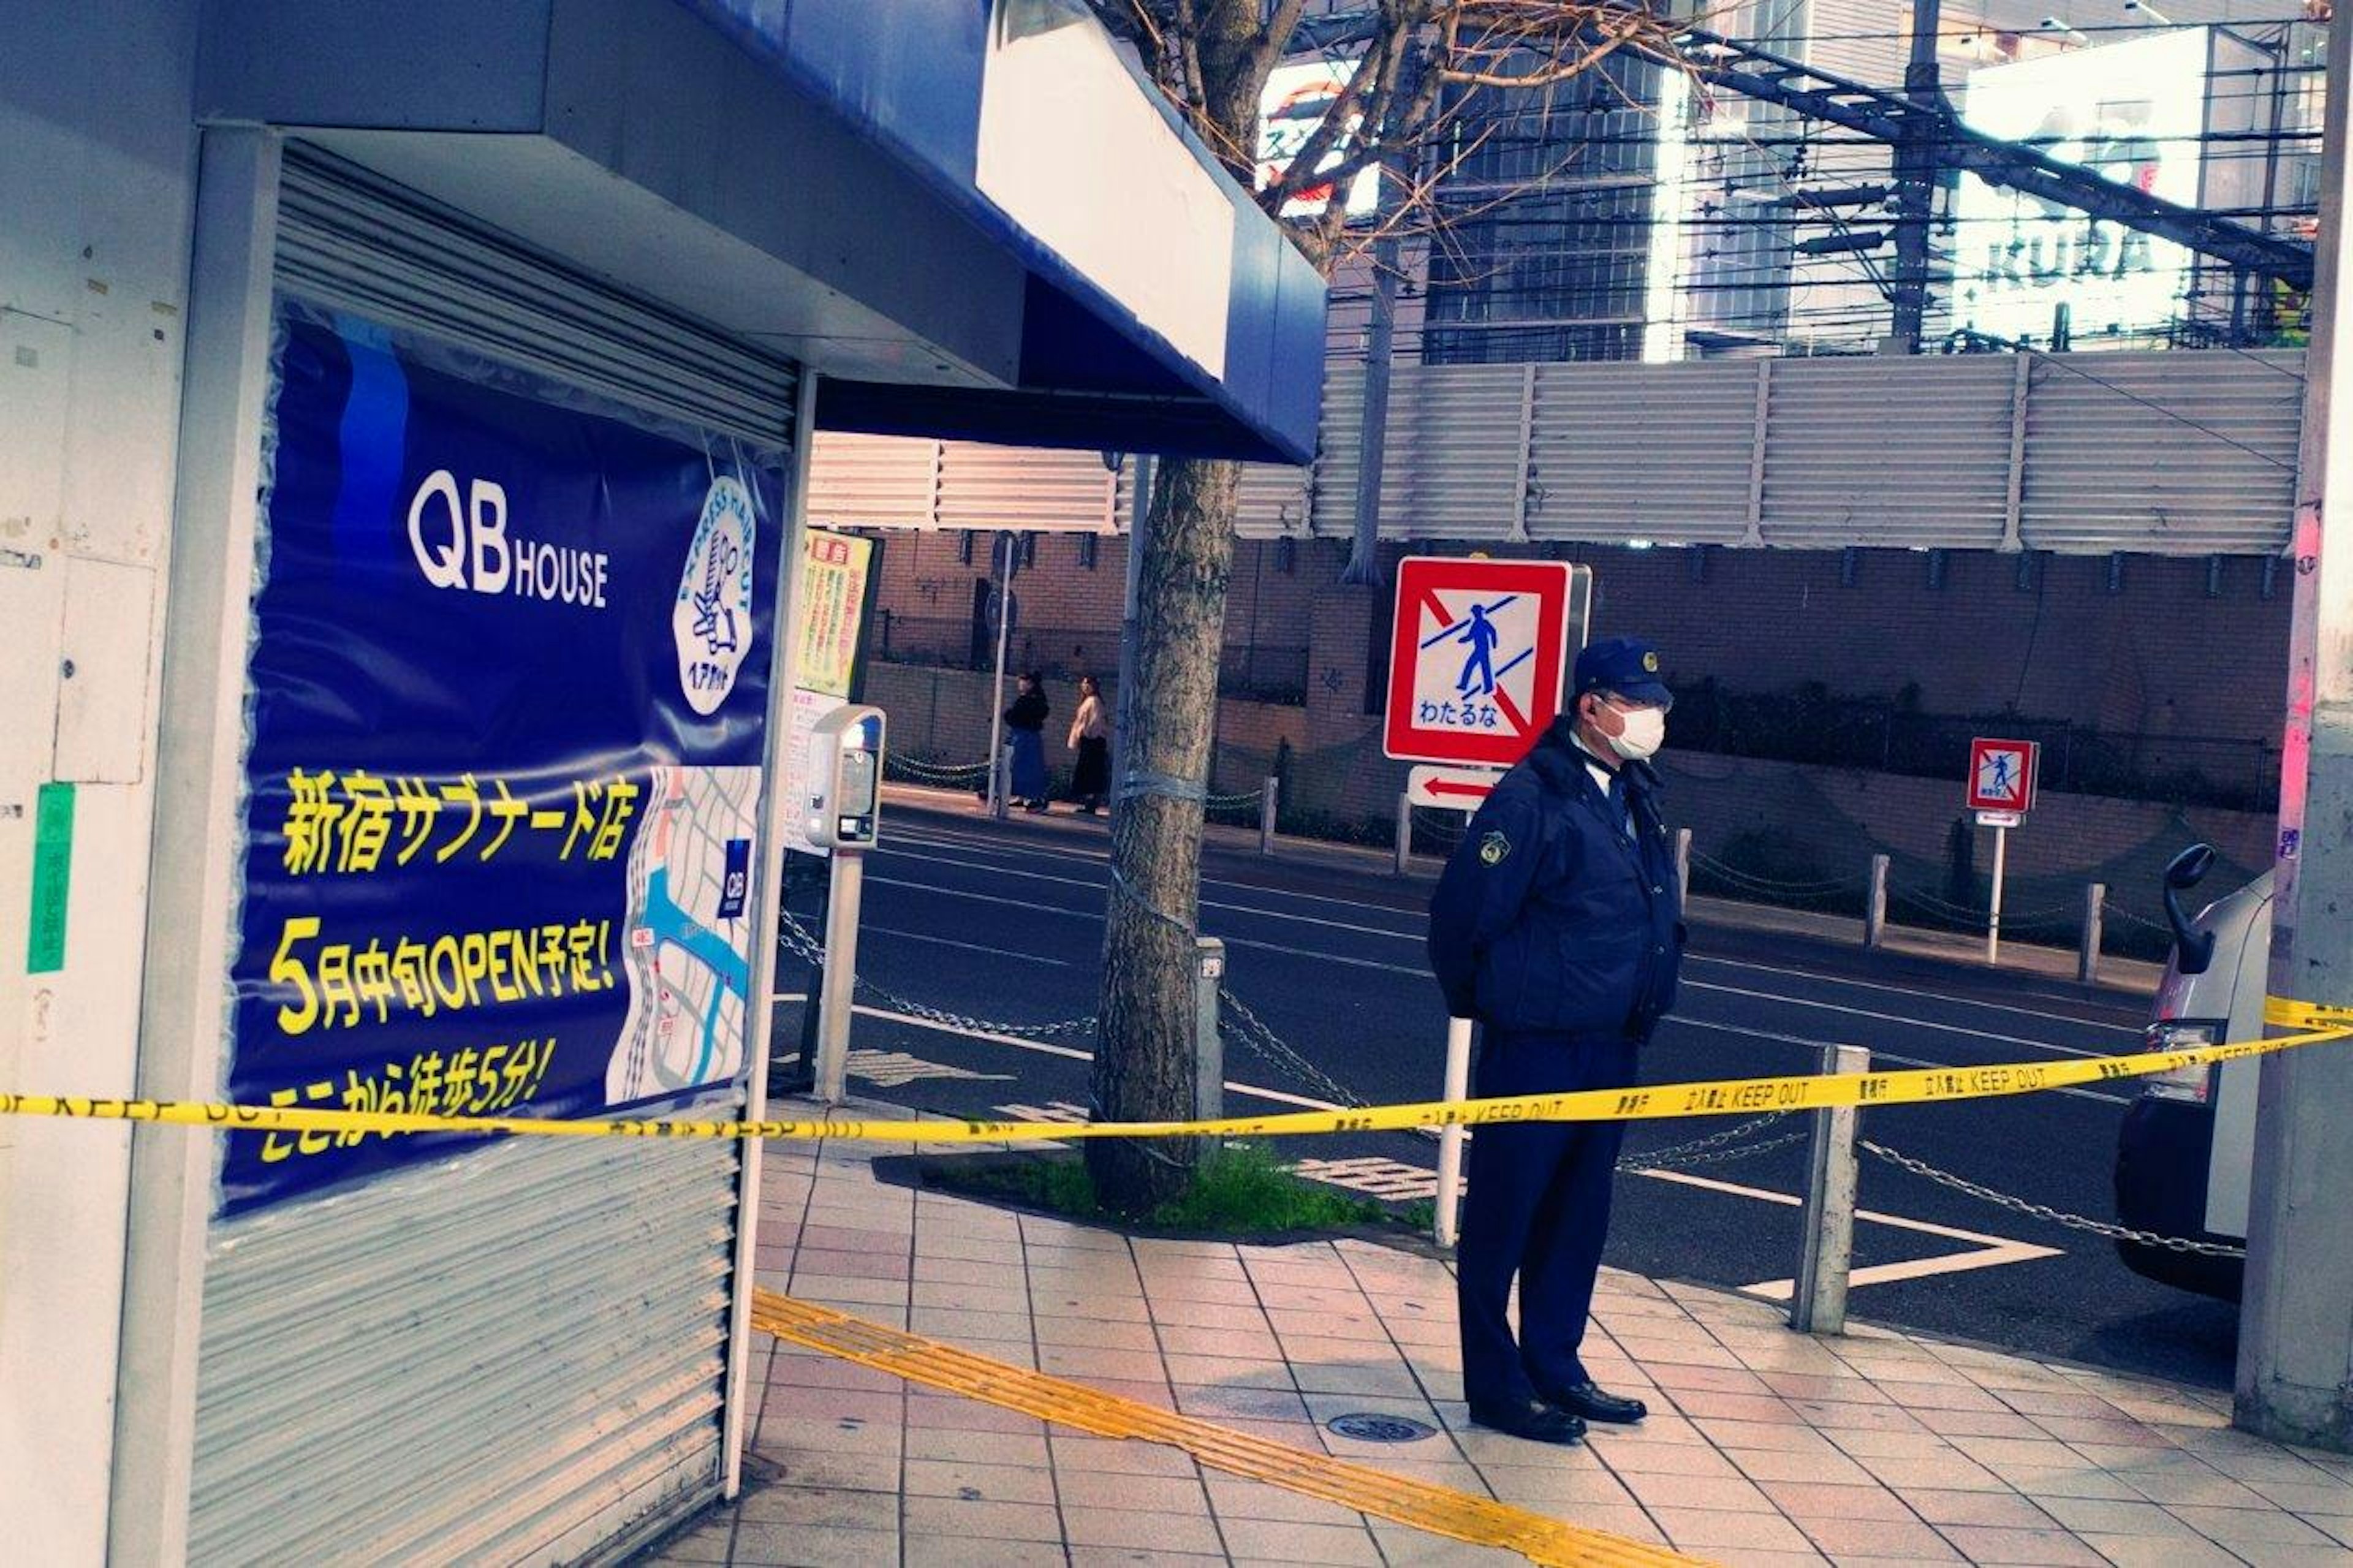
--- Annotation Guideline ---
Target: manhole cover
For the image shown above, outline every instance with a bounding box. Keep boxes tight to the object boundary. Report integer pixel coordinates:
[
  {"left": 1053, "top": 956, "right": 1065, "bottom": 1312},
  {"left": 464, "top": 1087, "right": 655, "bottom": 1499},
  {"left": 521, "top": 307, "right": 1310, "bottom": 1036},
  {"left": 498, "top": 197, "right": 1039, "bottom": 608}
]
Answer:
[{"left": 1327, "top": 1412, "right": 1435, "bottom": 1444}]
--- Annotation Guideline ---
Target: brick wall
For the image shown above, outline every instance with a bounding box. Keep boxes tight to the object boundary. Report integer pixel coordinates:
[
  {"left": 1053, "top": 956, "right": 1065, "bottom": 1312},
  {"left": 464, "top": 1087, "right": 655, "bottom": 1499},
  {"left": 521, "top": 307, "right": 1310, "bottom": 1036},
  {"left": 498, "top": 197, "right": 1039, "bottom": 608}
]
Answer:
[
  {"left": 866, "top": 529, "right": 1352, "bottom": 686},
  {"left": 866, "top": 536, "right": 2294, "bottom": 745}
]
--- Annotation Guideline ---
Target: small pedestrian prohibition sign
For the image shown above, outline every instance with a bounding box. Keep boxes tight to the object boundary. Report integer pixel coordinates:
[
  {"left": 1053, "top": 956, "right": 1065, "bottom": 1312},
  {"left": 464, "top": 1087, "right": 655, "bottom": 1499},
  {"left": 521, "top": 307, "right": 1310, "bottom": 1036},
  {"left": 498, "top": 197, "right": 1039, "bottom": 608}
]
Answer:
[
  {"left": 1385, "top": 557, "right": 1582, "bottom": 767},
  {"left": 1966, "top": 737, "right": 2039, "bottom": 814}
]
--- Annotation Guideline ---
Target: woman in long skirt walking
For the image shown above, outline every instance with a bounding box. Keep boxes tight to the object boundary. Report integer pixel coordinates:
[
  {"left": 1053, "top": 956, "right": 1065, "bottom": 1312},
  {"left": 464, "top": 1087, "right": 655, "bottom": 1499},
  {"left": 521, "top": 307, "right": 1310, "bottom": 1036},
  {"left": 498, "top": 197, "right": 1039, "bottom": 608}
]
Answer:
[{"left": 1067, "top": 674, "right": 1109, "bottom": 814}]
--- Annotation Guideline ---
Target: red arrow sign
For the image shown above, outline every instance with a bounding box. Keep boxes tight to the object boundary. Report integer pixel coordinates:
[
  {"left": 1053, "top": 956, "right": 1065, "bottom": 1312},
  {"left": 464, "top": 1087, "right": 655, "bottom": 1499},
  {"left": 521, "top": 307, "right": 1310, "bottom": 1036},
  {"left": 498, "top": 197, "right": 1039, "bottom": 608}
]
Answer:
[{"left": 1407, "top": 765, "right": 1502, "bottom": 809}]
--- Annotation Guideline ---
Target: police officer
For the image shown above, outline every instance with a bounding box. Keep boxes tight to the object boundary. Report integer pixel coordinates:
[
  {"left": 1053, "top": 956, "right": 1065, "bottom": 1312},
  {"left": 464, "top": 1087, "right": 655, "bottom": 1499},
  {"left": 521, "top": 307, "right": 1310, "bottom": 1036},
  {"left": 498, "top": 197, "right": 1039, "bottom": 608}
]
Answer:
[{"left": 1428, "top": 636, "right": 1684, "bottom": 1446}]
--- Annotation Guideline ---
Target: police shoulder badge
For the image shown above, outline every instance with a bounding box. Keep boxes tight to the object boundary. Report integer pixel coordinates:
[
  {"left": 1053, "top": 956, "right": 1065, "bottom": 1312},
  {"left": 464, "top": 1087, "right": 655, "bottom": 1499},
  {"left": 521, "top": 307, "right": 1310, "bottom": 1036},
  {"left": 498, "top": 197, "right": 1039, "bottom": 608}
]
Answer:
[{"left": 1479, "top": 830, "right": 1510, "bottom": 866}]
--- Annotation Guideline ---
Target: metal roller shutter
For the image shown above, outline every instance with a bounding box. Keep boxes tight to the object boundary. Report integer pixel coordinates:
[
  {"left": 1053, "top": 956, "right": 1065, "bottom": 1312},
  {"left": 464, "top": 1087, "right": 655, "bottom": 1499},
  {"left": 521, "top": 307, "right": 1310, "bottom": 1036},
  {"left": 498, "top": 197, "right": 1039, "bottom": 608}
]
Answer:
[
  {"left": 808, "top": 433, "right": 943, "bottom": 530},
  {"left": 1529, "top": 360, "right": 1759, "bottom": 545},
  {"left": 937, "top": 441, "right": 1116, "bottom": 532},
  {"left": 185, "top": 142, "right": 797, "bottom": 1567},
  {"left": 1121, "top": 456, "right": 1311, "bottom": 540},
  {"left": 2019, "top": 350, "right": 2303, "bottom": 555},
  {"left": 1762, "top": 354, "right": 2015, "bottom": 549}
]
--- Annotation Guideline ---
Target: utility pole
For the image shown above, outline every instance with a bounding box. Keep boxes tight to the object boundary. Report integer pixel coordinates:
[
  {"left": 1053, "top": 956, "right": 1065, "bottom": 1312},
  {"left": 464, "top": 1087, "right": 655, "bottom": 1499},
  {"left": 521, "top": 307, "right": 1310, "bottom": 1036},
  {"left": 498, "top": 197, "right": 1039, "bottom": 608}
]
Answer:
[
  {"left": 983, "top": 531, "right": 1015, "bottom": 818},
  {"left": 1111, "top": 455, "right": 1152, "bottom": 819},
  {"left": 1341, "top": 48, "right": 1425, "bottom": 588},
  {"left": 1341, "top": 232, "right": 1397, "bottom": 586},
  {"left": 2238, "top": 7, "right": 2353, "bottom": 1453},
  {"left": 1885, "top": 0, "right": 1942, "bottom": 353}
]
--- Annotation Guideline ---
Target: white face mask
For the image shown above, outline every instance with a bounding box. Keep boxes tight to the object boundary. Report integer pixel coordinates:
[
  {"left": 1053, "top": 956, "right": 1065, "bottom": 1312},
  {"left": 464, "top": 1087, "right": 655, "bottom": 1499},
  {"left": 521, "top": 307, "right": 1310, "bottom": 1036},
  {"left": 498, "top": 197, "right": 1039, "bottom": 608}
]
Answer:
[{"left": 1606, "top": 706, "right": 1667, "bottom": 762}]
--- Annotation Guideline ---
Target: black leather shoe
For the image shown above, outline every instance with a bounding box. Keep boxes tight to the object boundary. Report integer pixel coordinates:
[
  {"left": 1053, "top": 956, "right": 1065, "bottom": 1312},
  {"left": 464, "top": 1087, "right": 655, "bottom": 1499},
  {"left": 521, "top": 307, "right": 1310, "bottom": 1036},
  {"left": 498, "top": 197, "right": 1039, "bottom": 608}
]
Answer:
[
  {"left": 1540, "top": 1380, "right": 1648, "bottom": 1425},
  {"left": 1466, "top": 1396, "right": 1587, "bottom": 1445}
]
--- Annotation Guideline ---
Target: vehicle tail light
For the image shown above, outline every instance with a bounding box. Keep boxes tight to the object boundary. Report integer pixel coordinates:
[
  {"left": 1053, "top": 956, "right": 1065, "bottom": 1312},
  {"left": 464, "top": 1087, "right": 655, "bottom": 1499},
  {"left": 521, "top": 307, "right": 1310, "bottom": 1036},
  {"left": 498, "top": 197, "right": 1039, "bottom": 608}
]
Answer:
[{"left": 2142, "top": 1020, "right": 2220, "bottom": 1102}]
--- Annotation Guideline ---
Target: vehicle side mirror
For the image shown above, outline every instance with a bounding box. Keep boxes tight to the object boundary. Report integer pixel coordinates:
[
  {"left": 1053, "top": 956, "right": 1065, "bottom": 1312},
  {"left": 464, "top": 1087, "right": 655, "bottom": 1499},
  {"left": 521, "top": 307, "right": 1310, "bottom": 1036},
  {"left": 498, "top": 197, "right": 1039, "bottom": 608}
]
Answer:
[
  {"left": 2162, "top": 843, "right": 2218, "bottom": 975},
  {"left": 2165, "top": 844, "right": 2216, "bottom": 892}
]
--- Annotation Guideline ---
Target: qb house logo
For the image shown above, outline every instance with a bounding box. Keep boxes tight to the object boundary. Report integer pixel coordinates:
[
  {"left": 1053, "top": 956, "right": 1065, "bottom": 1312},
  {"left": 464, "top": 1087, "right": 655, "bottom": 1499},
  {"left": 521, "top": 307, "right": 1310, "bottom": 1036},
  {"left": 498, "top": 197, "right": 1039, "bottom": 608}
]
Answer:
[
  {"left": 406, "top": 469, "right": 613, "bottom": 609},
  {"left": 675, "top": 475, "right": 756, "bottom": 714}
]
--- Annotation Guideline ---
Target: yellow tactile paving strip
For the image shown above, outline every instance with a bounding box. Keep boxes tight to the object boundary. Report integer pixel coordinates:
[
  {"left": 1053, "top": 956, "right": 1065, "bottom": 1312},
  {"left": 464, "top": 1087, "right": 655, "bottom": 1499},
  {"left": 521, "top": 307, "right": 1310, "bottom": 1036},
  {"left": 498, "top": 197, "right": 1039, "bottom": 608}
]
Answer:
[{"left": 751, "top": 1288, "right": 1701, "bottom": 1567}]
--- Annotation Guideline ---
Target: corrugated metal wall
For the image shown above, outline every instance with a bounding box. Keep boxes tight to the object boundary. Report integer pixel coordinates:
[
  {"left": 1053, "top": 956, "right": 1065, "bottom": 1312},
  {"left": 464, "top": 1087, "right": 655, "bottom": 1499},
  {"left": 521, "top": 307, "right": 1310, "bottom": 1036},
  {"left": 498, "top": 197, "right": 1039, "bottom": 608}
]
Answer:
[
  {"left": 811, "top": 350, "right": 2304, "bottom": 556},
  {"left": 191, "top": 1133, "right": 740, "bottom": 1566},
  {"left": 181, "top": 145, "right": 794, "bottom": 1567}
]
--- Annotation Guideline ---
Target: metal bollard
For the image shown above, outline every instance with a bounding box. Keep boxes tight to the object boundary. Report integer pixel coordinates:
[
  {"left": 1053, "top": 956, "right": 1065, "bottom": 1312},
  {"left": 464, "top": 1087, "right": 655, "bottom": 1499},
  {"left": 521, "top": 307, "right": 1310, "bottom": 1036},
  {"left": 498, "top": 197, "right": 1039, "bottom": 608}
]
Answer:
[
  {"left": 2080, "top": 882, "right": 2105, "bottom": 984},
  {"left": 1259, "top": 777, "right": 1279, "bottom": 857},
  {"left": 1791, "top": 1043, "right": 1870, "bottom": 1335},
  {"left": 1675, "top": 827, "right": 1692, "bottom": 908},
  {"left": 1394, "top": 792, "right": 1412, "bottom": 876},
  {"left": 1194, "top": 938, "right": 1226, "bottom": 1127},
  {"left": 1863, "top": 854, "right": 1889, "bottom": 950},
  {"left": 814, "top": 854, "right": 868, "bottom": 1106},
  {"left": 1433, "top": 1017, "right": 1474, "bottom": 1248}
]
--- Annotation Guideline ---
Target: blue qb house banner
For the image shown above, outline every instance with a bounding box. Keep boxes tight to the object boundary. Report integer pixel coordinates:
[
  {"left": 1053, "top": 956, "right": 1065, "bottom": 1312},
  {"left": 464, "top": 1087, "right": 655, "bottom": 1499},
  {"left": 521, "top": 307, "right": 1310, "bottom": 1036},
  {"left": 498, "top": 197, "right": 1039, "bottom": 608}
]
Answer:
[{"left": 222, "top": 311, "right": 784, "bottom": 1214}]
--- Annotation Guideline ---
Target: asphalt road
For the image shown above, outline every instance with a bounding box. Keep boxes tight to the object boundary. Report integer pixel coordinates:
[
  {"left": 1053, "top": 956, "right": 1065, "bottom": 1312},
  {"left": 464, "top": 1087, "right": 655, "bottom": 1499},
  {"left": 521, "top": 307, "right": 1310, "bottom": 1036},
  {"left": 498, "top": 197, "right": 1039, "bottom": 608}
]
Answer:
[{"left": 776, "top": 800, "right": 2240, "bottom": 1390}]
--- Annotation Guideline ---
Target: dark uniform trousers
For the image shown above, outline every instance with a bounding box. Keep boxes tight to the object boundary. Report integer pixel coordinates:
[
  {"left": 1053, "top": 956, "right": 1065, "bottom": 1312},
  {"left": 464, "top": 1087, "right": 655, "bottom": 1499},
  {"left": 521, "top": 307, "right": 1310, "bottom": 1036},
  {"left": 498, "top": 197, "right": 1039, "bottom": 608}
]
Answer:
[{"left": 1458, "top": 1027, "right": 1641, "bottom": 1408}]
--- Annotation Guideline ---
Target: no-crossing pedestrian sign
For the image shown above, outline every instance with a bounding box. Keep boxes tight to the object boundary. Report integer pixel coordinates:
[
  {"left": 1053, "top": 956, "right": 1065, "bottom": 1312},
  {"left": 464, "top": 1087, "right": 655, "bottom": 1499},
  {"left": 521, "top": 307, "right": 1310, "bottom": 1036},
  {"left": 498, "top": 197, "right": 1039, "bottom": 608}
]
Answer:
[
  {"left": 1385, "top": 556, "right": 1589, "bottom": 767},
  {"left": 1967, "top": 737, "right": 2039, "bottom": 814}
]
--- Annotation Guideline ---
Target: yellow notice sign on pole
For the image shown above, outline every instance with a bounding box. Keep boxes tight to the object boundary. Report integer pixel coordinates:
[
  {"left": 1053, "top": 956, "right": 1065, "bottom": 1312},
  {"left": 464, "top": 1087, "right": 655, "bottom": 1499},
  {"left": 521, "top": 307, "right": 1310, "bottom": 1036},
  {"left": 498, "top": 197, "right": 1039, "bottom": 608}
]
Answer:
[{"left": 796, "top": 530, "right": 876, "bottom": 700}]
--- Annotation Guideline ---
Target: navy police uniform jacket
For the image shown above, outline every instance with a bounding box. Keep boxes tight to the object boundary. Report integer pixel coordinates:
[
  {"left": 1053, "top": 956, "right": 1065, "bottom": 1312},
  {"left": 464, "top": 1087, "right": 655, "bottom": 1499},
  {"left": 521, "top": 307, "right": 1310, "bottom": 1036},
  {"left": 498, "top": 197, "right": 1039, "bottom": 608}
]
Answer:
[{"left": 1428, "top": 722, "right": 1684, "bottom": 1039}]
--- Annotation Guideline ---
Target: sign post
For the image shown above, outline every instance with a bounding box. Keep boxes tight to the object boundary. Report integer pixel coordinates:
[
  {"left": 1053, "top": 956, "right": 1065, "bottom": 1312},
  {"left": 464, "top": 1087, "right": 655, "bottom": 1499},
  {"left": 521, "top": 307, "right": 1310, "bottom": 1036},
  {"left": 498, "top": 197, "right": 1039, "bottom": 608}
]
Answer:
[
  {"left": 1966, "top": 738, "right": 2039, "bottom": 964},
  {"left": 984, "top": 532, "right": 1017, "bottom": 819}
]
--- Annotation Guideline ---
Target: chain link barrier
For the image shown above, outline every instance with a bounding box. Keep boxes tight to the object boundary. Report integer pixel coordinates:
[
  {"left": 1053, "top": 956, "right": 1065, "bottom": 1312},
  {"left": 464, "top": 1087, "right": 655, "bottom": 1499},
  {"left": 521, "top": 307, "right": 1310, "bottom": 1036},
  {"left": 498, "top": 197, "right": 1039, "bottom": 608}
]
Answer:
[
  {"left": 1887, "top": 885, "right": 2082, "bottom": 931},
  {"left": 2102, "top": 900, "right": 2177, "bottom": 936},
  {"left": 885, "top": 754, "right": 990, "bottom": 787},
  {"left": 1217, "top": 987, "right": 1377, "bottom": 1112},
  {"left": 1689, "top": 851, "right": 1862, "bottom": 900},
  {"left": 1619, "top": 1112, "right": 1806, "bottom": 1174},
  {"left": 1859, "top": 1138, "right": 2246, "bottom": 1257},
  {"left": 778, "top": 912, "right": 1099, "bottom": 1041},
  {"left": 1409, "top": 805, "right": 1469, "bottom": 846}
]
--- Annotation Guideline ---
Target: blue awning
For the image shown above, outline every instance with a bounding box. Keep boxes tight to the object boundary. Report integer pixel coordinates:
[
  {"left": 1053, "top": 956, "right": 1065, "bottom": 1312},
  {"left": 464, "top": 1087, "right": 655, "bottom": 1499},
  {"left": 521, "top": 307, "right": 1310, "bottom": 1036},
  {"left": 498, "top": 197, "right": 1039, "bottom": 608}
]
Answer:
[{"left": 200, "top": 0, "right": 1325, "bottom": 463}]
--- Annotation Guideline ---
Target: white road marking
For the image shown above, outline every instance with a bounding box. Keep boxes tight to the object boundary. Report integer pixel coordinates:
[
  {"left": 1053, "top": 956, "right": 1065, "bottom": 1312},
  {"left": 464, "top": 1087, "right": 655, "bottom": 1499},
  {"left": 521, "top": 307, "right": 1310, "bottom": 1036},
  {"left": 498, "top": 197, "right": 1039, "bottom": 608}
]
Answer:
[
  {"left": 859, "top": 880, "right": 2142, "bottom": 1094},
  {"left": 885, "top": 827, "right": 1438, "bottom": 921},
  {"left": 862, "top": 923, "right": 1071, "bottom": 965},
  {"left": 874, "top": 860, "right": 2127, "bottom": 1062},
  {"left": 849, "top": 1002, "right": 2062, "bottom": 1293},
  {"left": 1626, "top": 1165, "right": 2066, "bottom": 1294},
  {"left": 847, "top": 1005, "right": 1339, "bottom": 1112},
  {"left": 875, "top": 844, "right": 1420, "bottom": 942},
  {"left": 994, "top": 1100, "right": 1090, "bottom": 1124},
  {"left": 846, "top": 1049, "right": 1016, "bottom": 1088},
  {"left": 1686, "top": 952, "right": 2142, "bottom": 1036},
  {"left": 1292, "top": 1155, "right": 1450, "bottom": 1199},
  {"left": 1682, "top": 979, "right": 2115, "bottom": 1058},
  {"left": 1661, "top": 1016, "right": 2137, "bottom": 1105}
]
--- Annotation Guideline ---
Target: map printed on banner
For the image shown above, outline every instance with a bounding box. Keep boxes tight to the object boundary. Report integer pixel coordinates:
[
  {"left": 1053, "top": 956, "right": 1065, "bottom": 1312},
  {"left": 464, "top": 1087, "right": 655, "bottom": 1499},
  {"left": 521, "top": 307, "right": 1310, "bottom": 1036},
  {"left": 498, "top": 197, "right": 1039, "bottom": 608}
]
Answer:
[
  {"left": 1385, "top": 557, "right": 1587, "bottom": 767},
  {"left": 225, "top": 308, "right": 784, "bottom": 1215}
]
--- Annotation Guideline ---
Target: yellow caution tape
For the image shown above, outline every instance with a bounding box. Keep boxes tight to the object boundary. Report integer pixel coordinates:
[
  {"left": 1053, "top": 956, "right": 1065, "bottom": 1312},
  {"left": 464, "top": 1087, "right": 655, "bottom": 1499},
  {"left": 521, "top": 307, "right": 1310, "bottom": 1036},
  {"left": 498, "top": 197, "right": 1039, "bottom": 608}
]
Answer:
[
  {"left": 2, "top": 998, "right": 2346, "bottom": 1146},
  {"left": 750, "top": 1288, "right": 1696, "bottom": 1567}
]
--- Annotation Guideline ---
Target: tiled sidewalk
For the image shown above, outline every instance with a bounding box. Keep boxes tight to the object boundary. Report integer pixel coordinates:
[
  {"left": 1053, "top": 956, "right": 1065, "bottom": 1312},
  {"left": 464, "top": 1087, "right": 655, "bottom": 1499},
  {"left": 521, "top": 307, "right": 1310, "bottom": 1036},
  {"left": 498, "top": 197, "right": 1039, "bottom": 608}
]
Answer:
[{"left": 645, "top": 1124, "right": 2353, "bottom": 1567}]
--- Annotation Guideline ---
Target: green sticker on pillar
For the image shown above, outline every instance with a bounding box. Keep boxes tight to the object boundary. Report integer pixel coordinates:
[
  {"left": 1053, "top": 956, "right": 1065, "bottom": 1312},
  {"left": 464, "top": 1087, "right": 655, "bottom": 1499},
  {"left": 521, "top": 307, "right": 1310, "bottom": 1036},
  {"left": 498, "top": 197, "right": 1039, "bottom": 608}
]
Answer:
[{"left": 28, "top": 782, "right": 75, "bottom": 974}]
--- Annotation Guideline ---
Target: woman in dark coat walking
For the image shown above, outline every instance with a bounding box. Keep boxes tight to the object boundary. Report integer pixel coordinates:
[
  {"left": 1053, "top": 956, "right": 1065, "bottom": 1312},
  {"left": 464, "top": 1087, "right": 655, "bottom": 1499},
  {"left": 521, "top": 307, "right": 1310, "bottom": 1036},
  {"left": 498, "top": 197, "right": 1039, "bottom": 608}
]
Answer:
[
  {"left": 1067, "top": 674, "right": 1109, "bottom": 814},
  {"left": 1004, "top": 672, "right": 1051, "bottom": 812}
]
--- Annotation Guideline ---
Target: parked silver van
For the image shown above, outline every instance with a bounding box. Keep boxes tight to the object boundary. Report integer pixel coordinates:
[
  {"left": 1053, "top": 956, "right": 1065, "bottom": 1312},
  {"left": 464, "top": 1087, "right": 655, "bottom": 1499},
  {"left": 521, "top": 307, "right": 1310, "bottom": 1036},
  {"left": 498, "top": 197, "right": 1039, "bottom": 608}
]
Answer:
[{"left": 2113, "top": 846, "right": 2268, "bottom": 1300}]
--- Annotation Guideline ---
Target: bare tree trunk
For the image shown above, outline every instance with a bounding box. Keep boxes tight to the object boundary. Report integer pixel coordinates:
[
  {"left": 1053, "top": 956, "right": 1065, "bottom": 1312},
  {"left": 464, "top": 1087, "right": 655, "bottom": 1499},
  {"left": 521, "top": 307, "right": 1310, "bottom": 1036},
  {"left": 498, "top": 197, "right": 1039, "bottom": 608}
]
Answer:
[{"left": 1087, "top": 456, "right": 1239, "bottom": 1213}]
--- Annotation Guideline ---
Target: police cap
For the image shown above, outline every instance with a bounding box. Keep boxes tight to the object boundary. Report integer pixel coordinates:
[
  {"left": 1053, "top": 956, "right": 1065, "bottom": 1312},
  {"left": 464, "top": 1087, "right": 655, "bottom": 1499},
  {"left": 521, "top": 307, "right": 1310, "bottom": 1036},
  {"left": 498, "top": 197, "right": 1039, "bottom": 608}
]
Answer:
[{"left": 1573, "top": 636, "right": 1673, "bottom": 709}]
